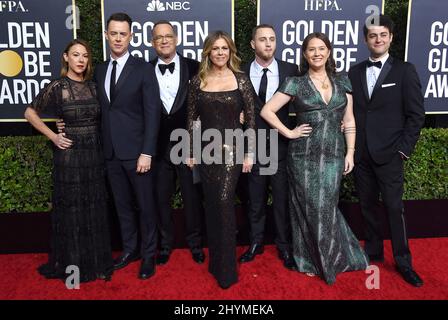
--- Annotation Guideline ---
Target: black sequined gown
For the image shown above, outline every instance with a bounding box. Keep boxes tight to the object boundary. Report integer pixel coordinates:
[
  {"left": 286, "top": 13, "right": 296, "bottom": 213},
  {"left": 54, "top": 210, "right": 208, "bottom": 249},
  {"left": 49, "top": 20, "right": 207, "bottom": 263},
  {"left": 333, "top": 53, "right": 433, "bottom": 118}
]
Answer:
[
  {"left": 187, "top": 72, "right": 256, "bottom": 288},
  {"left": 30, "top": 77, "right": 113, "bottom": 283}
]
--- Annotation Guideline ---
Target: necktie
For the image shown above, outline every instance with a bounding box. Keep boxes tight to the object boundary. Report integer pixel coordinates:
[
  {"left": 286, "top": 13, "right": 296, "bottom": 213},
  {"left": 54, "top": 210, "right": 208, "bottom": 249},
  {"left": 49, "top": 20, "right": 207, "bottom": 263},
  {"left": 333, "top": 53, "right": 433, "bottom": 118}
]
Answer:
[
  {"left": 258, "top": 68, "right": 269, "bottom": 103},
  {"left": 159, "top": 62, "right": 175, "bottom": 75},
  {"left": 367, "top": 60, "right": 382, "bottom": 68},
  {"left": 109, "top": 60, "right": 117, "bottom": 102}
]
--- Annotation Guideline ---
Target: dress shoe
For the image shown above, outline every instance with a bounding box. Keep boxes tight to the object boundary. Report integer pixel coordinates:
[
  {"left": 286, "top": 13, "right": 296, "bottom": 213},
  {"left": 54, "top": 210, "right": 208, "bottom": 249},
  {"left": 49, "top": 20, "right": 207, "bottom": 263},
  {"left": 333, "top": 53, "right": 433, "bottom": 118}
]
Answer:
[
  {"left": 156, "top": 248, "right": 171, "bottom": 265},
  {"left": 139, "top": 258, "right": 156, "bottom": 280},
  {"left": 278, "top": 250, "right": 297, "bottom": 271},
  {"left": 239, "top": 244, "right": 264, "bottom": 263},
  {"left": 113, "top": 252, "right": 141, "bottom": 270},
  {"left": 368, "top": 253, "right": 384, "bottom": 263},
  {"left": 396, "top": 266, "right": 423, "bottom": 287},
  {"left": 191, "top": 248, "right": 205, "bottom": 264}
]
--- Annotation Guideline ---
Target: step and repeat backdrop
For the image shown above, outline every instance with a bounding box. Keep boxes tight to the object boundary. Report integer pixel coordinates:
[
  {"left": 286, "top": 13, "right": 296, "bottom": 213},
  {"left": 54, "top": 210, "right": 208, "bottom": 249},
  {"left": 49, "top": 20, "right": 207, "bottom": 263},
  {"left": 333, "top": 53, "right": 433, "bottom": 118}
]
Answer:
[
  {"left": 0, "top": 0, "right": 75, "bottom": 121},
  {"left": 0, "top": 0, "right": 446, "bottom": 122}
]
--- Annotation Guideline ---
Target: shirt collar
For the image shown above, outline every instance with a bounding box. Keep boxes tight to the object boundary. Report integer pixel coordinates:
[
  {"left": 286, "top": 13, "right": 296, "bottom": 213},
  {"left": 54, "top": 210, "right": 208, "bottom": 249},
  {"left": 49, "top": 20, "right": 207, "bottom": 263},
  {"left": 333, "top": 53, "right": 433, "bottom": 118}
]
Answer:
[
  {"left": 110, "top": 51, "right": 130, "bottom": 66},
  {"left": 253, "top": 58, "right": 278, "bottom": 75},
  {"left": 369, "top": 53, "right": 389, "bottom": 67}
]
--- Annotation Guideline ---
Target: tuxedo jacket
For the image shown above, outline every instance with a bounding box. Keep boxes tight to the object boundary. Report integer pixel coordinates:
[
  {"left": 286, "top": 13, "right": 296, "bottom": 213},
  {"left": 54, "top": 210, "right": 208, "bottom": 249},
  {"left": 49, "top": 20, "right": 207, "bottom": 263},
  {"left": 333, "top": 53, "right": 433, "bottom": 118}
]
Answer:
[
  {"left": 150, "top": 55, "right": 200, "bottom": 158},
  {"left": 348, "top": 56, "right": 425, "bottom": 165},
  {"left": 243, "top": 59, "right": 299, "bottom": 160},
  {"left": 95, "top": 54, "right": 161, "bottom": 160}
]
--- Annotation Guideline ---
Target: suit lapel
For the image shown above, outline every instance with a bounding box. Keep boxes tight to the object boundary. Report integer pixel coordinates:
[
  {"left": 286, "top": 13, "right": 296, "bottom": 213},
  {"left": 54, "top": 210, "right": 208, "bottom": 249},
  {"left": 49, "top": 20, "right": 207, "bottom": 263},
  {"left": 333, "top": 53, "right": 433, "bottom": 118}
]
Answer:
[
  {"left": 96, "top": 62, "right": 109, "bottom": 107},
  {"left": 360, "top": 60, "right": 370, "bottom": 103},
  {"left": 170, "top": 55, "right": 188, "bottom": 115},
  {"left": 245, "top": 60, "right": 263, "bottom": 110},
  {"left": 371, "top": 56, "right": 393, "bottom": 100},
  {"left": 113, "top": 55, "right": 135, "bottom": 101},
  {"left": 277, "top": 59, "right": 287, "bottom": 84}
]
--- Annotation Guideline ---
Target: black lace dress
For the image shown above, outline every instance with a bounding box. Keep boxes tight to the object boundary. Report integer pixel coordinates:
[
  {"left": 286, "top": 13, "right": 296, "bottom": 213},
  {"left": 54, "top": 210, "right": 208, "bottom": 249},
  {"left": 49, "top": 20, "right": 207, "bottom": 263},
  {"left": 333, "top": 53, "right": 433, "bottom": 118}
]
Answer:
[
  {"left": 30, "top": 77, "right": 113, "bottom": 283},
  {"left": 187, "top": 72, "right": 256, "bottom": 288}
]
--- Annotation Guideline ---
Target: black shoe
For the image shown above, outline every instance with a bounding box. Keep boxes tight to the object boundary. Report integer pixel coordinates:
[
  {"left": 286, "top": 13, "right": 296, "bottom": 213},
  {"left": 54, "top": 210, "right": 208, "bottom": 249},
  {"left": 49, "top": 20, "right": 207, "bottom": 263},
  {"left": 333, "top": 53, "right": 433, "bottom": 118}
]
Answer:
[
  {"left": 238, "top": 243, "right": 264, "bottom": 263},
  {"left": 191, "top": 248, "right": 205, "bottom": 264},
  {"left": 368, "top": 253, "right": 385, "bottom": 263},
  {"left": 396, "top": 266, "right": 423, "bottom": 287},
  {"left": 278, "top": 249, "right": 297, "bottom": 271},
  {"left": 156, "top": 248, "right": 171, "bottom": 265},
  {"left": 113, "top": 252, "right": 141, "bottom": 270},
  {"left": 139, "top": 258, "right": 156, "bottom": 280}
]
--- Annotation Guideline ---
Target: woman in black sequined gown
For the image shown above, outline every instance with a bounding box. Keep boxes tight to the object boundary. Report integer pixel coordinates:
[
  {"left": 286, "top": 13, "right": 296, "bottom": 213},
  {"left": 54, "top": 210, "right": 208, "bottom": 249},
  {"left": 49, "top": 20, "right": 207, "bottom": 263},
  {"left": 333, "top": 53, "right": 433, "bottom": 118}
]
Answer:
[
  {"left": 187, "top": 31, "right": 256, "bottom": 289},
  {"left": 24, "top": 40, "right": 113, "bottom": 283}
]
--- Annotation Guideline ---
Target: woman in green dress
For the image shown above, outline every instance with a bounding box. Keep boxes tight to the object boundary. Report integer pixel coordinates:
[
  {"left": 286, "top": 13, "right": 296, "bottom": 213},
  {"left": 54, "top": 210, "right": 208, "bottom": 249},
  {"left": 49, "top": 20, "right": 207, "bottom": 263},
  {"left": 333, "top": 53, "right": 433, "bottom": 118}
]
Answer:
[{"left": 260, "top": 32, "right": 368, "bottom": 284}]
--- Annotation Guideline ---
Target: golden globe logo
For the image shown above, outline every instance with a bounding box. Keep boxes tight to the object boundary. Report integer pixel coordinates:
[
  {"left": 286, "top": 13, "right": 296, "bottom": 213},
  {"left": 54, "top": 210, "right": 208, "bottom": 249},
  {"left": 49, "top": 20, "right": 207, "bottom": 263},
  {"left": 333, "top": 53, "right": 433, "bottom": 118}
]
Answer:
[
  {"left": 0, "top": 1, "right": 28, "bottom": 12},
  {"left": 0, "top": 50, "right": 23, "bottom": 77}
]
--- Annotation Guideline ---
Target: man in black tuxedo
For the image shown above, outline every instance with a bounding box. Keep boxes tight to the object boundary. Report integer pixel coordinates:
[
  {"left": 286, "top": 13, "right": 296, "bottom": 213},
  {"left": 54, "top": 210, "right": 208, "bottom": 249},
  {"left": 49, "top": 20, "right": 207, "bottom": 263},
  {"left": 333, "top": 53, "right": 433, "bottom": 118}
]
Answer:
[
  {"left": 238, "top": 24, "right": 298, "bottom": 270},
  {"left": 97, "top": 13, "right": 161, "bottom": 280},
  {"left": 348, "top": 15, "right": 425, "bottom": 287},
  {"left": 149, "top": 20, "right": 205, "bottom": 266}
]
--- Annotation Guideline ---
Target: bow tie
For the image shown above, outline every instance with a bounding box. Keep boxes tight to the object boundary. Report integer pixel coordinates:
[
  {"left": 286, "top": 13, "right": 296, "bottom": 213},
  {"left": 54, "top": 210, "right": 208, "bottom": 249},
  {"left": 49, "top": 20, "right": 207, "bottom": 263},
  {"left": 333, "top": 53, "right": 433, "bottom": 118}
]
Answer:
[
  {"left": 159, "top": 62, "right": 175, "bottom": 75},
  {"left": 367, "top": 60, "right": 382, "bottom": 69}
]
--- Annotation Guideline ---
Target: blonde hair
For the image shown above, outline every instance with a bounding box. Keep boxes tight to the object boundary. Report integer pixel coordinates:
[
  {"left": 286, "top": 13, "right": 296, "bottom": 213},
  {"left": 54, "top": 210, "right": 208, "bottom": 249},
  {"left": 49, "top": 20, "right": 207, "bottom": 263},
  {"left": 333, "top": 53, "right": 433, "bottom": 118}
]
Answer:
[
  {"left": 198, "top": 31, "right": 242, "bottom": 86},
  {"left": 60, "top": 39, "right": 93, "bottom": 80}
]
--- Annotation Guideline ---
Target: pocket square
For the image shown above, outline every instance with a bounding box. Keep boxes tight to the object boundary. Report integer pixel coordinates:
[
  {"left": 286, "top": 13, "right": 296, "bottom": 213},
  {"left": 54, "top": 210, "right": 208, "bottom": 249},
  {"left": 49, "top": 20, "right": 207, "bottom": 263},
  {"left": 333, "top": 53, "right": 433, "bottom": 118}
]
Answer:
[{"left": 382, "top": 83, "right": 396, "bottom": 88}]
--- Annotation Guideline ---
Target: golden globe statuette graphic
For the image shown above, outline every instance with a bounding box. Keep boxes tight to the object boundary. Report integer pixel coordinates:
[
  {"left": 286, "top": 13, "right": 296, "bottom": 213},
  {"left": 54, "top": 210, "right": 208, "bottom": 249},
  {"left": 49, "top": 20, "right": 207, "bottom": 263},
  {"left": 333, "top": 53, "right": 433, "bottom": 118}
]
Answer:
[{"left": 0, "top": 50, "right": 23, "bottom": 77}]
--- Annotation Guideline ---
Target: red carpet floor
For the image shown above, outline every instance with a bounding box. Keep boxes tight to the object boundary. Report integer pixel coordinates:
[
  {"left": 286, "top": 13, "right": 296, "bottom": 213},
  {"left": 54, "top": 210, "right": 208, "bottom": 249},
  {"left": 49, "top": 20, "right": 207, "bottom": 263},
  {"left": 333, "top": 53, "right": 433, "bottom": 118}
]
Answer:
[{"left": 1, "top": 238, "right": 447, "bottom": 300}]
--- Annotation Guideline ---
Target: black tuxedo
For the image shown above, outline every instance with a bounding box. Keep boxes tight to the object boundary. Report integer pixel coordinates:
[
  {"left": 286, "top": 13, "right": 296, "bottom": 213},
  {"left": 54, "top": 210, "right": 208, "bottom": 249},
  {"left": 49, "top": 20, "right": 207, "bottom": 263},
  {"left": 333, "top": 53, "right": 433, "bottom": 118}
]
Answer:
[
  {"left": 95, "top": 54, "right": 161, "bottom": 258},
  {"left": 349, "top": 56, "right": 425, "bottom": 268},
  {"left": 239, "top": 59, "right": 298, "bottom": 251},
  {"left": 150, "top": 55, "right": 203, "bottom": 252}
]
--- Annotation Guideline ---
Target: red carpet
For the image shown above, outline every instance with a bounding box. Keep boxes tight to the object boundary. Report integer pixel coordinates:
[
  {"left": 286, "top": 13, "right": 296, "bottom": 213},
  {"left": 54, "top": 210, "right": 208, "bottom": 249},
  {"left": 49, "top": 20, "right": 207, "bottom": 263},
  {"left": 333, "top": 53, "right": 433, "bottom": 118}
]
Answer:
[{"left": 1, "top": 238, "right": 447, "bottom": 300}]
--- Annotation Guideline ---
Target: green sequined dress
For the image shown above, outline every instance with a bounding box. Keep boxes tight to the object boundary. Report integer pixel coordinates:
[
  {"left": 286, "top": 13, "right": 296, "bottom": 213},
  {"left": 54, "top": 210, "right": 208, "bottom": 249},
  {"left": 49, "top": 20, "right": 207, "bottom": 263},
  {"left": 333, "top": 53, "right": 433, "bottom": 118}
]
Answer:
[{"left": 279, "top": 73, "right": 368, "bottom": 284}]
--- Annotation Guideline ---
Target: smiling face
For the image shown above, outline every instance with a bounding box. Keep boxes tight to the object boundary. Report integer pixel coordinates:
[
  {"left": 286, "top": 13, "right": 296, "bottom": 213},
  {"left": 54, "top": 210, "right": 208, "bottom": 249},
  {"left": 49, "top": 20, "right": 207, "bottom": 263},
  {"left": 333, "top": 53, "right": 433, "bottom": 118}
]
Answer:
[
  {"left": 303, "top": 37, "right": 331, "bottom": 70},
  {"left": 64, "top": 43, "right": 88, "bottom": 77},
  {"left": 105, "top": 20, "right": 132, "bottom": 59},
  {"left": 365, "top": 25, "right": 393, "bottom": 59},
  {"left": 152, "top": 23, "right": 177, "bottom": 61},
  {"left": 251, "top": 27, "right": 276, "bottom": 63},
  {"left": 209, "top": 37, "right": 230, "bottom": 68}
]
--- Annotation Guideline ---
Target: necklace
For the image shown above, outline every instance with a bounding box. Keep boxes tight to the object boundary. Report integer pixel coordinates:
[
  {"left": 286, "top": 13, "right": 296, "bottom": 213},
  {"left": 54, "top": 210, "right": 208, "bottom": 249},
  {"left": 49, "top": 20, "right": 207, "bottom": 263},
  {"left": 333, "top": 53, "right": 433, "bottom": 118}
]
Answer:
[{"left": 310, "top": 74, "right": 329, "bottom": 89}]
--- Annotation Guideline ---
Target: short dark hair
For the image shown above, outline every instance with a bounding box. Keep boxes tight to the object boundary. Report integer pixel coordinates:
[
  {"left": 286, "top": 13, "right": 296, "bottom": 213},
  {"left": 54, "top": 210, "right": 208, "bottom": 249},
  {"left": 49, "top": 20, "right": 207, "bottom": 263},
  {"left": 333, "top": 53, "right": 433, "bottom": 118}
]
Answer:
[
  {"left": 252, "top": 24, "right": 275, "bottom": 40},
  {"left": 106, "top": 12, "right": 132, "bottom": 30},
  {"left": 363, "top": 14, "right": 394, "bottom": 39},
  {"left": 152, "top": 20, "right": 176, "bottom": 36}
]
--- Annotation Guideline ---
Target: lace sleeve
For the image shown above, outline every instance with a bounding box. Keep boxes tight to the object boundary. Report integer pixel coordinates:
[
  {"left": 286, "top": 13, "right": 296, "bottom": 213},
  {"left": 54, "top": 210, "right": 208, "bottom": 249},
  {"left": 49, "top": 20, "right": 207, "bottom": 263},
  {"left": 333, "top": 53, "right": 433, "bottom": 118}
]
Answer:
[
  {"left": 237, "top": 73, "right": 256, "bottom": 157},
  {"left": 30, "top": 79, "right": 61, "bottom": 115},
  {"left": 187, "top": 76, "right": 201, "bottom": 158}
]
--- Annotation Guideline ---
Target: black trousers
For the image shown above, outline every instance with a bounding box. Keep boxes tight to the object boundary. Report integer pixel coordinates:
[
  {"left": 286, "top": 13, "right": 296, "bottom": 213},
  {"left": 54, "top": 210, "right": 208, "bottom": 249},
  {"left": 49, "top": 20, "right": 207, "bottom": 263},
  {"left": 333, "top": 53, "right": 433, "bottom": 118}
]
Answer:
[
  {"left": 244, "top": 159, "right": 291, "bottom": 251},
  {"left": 354, "top": 148, "right": 412, "bottom": 269},
  {"left": 154, "top": 152, "right": 203, "bottom": 251},
  {"left": 106, "top": 155, "right": 157, "bottom": 259}
]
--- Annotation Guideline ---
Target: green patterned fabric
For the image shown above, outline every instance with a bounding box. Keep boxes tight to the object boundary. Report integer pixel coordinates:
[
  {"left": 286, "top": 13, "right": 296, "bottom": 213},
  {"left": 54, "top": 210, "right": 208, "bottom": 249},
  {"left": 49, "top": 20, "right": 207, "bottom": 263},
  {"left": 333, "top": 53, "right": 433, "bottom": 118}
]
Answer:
[{"left": 279, "top": 73, "right": 368, "bottom": 284}]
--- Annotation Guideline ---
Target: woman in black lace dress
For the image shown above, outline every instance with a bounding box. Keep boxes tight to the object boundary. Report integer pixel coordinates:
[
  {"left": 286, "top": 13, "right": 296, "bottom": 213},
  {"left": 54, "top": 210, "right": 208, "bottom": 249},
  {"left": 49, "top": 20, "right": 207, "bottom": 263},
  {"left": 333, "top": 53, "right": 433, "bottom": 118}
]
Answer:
[
  {"left": 24, "top": 39, "right": 113, "bottom": 283},
  {"left": 187, "top": 31, "right": 256, "bottom": 289}
]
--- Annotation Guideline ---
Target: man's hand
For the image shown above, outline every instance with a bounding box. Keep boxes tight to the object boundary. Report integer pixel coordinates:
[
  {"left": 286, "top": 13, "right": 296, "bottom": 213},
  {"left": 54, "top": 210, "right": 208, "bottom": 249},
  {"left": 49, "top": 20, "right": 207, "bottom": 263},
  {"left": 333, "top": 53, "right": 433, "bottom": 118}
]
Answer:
[
  {"left": 186, "top": 157, "right": 196, "bottom": 169},
  {"left": 239, "top": 112, "right": 245, "bottom": 125},
  {"left": 136, "top": 155, "right": 152, "bottom": 173}
]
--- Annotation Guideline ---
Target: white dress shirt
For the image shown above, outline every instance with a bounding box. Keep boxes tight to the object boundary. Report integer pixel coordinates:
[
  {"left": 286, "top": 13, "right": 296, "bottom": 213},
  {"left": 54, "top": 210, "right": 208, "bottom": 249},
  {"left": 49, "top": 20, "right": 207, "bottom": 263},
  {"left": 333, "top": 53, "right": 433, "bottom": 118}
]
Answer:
[
  {"left": 249, "top": 59, "right": 279, "bottom": 102},
  {"left": 366, "top": 53, "right": 389, "bottom": 99},
  {"left": 155, "top": 53, "right": 180, "bottom": 114},
  {"left": 104, "top": 51, "right": 130, "bottom": 102}
]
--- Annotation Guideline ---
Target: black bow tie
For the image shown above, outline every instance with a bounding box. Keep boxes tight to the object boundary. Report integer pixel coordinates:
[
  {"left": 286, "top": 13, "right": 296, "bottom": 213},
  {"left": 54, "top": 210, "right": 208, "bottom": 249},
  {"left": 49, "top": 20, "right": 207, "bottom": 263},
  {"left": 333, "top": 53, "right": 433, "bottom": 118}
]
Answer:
[
  {"left": 159, "top": 62, "right": 175, "bottom": 75},
  {"left": 367, "top": 60, "right": 382, "bottom": 69}
]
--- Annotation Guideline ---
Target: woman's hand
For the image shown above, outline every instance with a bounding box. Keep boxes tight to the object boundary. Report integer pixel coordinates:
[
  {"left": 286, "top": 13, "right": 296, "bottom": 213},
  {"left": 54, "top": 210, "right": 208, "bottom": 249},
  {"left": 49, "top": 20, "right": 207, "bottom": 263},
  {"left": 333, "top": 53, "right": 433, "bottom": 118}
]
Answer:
[
  {"left": 242, "top": 156, "right": 253, "bottom": 173},
  {"left": 51, "top": 133, "right": 73, "bottom": 150},
  {"left": 288, "top": 124, "right": 312, "bottom": 139},
  {"left": 343, "top": 153, "right": 354, "bottom": 175},
  {"left": 186, "top": 158, "right": 196, "bottom": 169}
]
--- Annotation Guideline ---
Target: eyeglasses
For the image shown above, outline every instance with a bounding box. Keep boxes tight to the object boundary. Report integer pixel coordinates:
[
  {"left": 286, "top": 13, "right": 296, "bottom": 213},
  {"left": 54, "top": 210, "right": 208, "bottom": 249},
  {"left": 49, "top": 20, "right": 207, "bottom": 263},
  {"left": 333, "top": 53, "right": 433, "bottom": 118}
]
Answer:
[{"left": 153, "top": 34, "right": 175, "bottom": 43}]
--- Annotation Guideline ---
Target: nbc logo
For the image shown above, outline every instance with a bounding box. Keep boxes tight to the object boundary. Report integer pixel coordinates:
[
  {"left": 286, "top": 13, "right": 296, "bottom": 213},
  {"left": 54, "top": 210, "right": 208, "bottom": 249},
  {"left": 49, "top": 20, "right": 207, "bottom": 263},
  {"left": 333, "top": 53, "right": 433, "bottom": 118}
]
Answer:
[{"left": 147, "top": 0, "right": 165, "bottom": 12}]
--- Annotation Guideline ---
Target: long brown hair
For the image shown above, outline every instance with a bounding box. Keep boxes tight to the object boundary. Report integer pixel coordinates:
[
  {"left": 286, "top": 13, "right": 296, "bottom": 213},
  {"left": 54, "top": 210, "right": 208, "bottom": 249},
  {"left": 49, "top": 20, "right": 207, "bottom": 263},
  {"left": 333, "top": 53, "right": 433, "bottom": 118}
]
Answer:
[
  {"left": 60, "top": 39, "right": 93, "bottom": 80},
  {"left": 299, "top": 32, "right": 336, "bottom": 76},
  {"left": 198, "top": 31, "right": 242, "bottom": 86}
]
